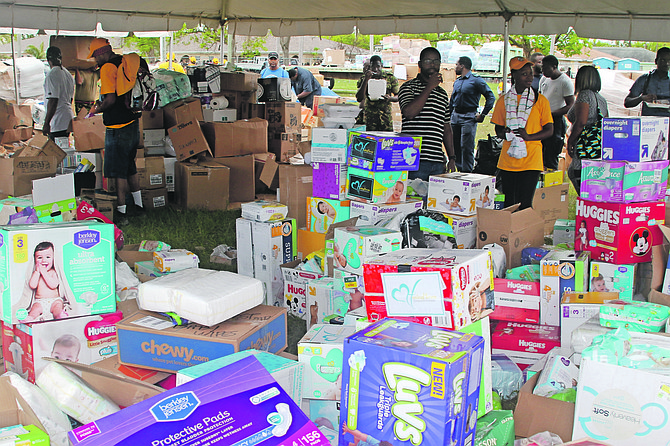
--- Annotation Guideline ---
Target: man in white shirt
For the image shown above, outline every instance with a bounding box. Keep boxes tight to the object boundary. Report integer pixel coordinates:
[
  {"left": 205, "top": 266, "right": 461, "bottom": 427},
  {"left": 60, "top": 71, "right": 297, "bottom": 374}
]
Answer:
[
  {"left": 539, "top": 55, "right": 574, "bottom": 170},
  {"left": 43, "top": 46, "right": 75, "bottom": 141}
]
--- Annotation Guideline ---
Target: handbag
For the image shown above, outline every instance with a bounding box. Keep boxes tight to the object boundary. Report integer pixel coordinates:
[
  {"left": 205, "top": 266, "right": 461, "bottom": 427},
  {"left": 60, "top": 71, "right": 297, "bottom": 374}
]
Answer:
[{"left": 574, "top": 99, "right": 603, "bottom": 160}]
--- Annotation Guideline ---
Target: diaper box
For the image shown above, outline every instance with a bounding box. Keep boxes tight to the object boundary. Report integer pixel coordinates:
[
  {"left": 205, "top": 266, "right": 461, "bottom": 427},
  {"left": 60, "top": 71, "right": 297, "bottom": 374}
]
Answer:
[
  {"left": 116, "top": 305, "right": 288, "bottom": 372},
  {"left": 236, "top": 218, "right": 297, "bottom": 307},
  {"left": 573, "top": 359, "right": 670, "bottom": 446},
  {"left": 427, "top": 172, "right": 496, "bottom": 216},
  {"left": 580, "top": 159, "right": 669, "bottom": 202},
  {"left": 553, "top": 219, "right": 576, "bottom": 246},
  {"left": 306, "top": 277, "right": 356, "bottom": 328},
  {"left": 240, "top": 200, "right": 289, "bottom": 222},
  {"left": 491, "top": 278, "right": 541, "bottom": 324},
  {"left": 560, "top": 292, "right": 618, "bottom": 348},
  {"left": 0, "top": 425, "right": 49, "bottom": 445},
  {"left": 346, "top": 131, "right": 421, "bottom": 172},
  {"left": 601, "top": 116, "right": 670, "bottom": 162},
  {"left": 306, "top": 197, "right": 351, "bottom": 233},
  {"left": 599, "top": 299, "right": 670, "bottom": 332},
  {"left": 589, "top": 261, "right": 636, "bottom": 300},
  {"left": 574, "top": 198, "right": 665, "bottom": 264},
  {"left": 298, "top": 324, "right": 356, "bottom": 400},
  {"left": 491, "top": 321, "right": 560, "bottom": 370},
  {"left": 176, "top": 349, "right": 304, "bottom": 404},
  {"left": 333, "top": 226, "right": 402, "bottom": 275},
  {"left": 345, "top": 167, "right": 408, "bottom": 204},
  {"left": 69, "top": 355, "right": 330, "bottom": 446},
  {"left": 306, "top": 400, "right": 340, "bottom": 444},
  {"left": 2, "top": 311, "right": 122, "bottom": 383},
  {"left": 338, "top": 318, "right": 485, "bottom": 446},
  {"left": 445, "top": 213, "right": 478, "bottom": 249},
  {"left": 349, "top": 199, "right": 423, "bottom": 225},
  {"left": 153, "top": 249, "right": 199, "bottom": 272},
  {"left": 134, "top": 260, "right": 171, "bottom": 279},
  {"left": 311, "top": 127, "right": 364, "bottom": 164},
  {"left": 281, "top": 260, "right": 323, "bottom": 324},
  {"left": 363, "top": 248, "right": 494, "bottom": 330},
  {"left": 0, "top": 221, "right": 116, "bottom": 325},
  {"left": 539, "top": 250, "right": 590, "bottom": 326},
  {"left": 312, "top": 162, "right": 348, "bottom": 200}
]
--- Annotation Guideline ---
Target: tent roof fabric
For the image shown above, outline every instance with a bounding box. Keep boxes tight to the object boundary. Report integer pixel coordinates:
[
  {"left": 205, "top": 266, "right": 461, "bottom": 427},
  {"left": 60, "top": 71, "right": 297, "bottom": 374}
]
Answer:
[{"left": 0, "top": 0, "right": 669, "bottom": 41}]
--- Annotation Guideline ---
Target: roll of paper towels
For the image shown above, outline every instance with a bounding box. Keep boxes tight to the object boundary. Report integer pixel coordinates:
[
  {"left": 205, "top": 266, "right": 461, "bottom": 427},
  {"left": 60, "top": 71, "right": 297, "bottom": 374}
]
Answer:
[{"left": 210, "top": 96, "right": 229, "bottom": 110}]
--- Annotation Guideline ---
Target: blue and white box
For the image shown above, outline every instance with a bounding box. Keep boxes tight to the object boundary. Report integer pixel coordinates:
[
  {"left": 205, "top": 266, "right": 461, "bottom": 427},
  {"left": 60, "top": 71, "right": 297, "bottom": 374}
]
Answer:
[{"left": 601, "top": 116, "right": 669, "bottom": 162}]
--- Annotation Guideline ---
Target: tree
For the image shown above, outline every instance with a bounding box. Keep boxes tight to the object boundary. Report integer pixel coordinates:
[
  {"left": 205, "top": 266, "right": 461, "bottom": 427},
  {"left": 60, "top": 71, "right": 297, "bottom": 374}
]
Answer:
[
  {"left": 280, "top": 36, "right": 291, "bottom": 62},
  {"left": 25, "top": 43, "right": 45, "bottom": 59},
  {"left": 240, "top": 35, "right": 267, "bottom": 60},
  {"left": 508, "top": 29, "right": 591, "bottom": 58}
]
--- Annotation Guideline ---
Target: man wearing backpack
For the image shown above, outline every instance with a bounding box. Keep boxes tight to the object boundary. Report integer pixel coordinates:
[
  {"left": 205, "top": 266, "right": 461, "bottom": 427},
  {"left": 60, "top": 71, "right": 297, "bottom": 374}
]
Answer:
[
  {"left": 87, "top": 38, "right": 144, "bottom": 226},
  {"left": 625, "top": 47, "right": 670, "bottom": 117}
]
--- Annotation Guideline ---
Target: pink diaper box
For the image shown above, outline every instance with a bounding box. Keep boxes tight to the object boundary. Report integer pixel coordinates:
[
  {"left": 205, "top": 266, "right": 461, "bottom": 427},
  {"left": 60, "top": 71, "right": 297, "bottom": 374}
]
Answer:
[
  {"left": 312, "top": 162, "right": 348, "bottom": 200},
  {"left": 491, "top": 321, "right": 560, "bottom": 370},
  {"left": 491, "top": 278, "right": 540, "bottom": 324}
]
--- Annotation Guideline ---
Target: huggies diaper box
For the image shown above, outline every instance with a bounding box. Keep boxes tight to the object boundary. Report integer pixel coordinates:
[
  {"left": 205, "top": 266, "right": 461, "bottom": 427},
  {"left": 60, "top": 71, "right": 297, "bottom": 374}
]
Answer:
[
  {"left": 491, "top": 321, "right": 560, "bottom": 370},
  {"left": 349, "top": 199, "right": 423, "bottom": 225},
  {"left": 491, "top": 278, "right": 541, "bottom": 324},
  {"left": 574, "top": 198, "right": 665, "bottom": 264},
  {"left": 363, "top": 248, "right": 494, "bottom": 330},
  {"left": 539, "top": 250, "right": 590, "bottom": 326},
  {"left": 346, "top": 131, "right": 421, "bottom": 172},
  {"left": 2, "top": 311, "right": 122, "bottom": 384},
  {"left": 116, "top": 305, "right": 287, "bottom": 372},
  {"left": 580, "top": 159, "right": 669, "bottom": 202},
  {"left": 601, "top": 116, "right": 669, "bottom": 162},
  {"left": 312, "top": 162, "right": 348, "bottom": 200},
  {"left": 281, "top": 260, "right": 324, "bottom": 325},
  {"left": 427, "top": 172, "right": 496, "bottom": 216},
  {"left": 69, "top": 355, "right": 330, "bottom": 446},
  {"left": 346, "top": 167, "right": 408, "bottom": 204},
  {"left": 333, "top": 226, "right": 402, "bottom": 275},
  {"left": 0, "top": 221, "right": 116, "bottom": 325},
  {"left": 338, "top": 318, "right": 485, "bottom": 446}
]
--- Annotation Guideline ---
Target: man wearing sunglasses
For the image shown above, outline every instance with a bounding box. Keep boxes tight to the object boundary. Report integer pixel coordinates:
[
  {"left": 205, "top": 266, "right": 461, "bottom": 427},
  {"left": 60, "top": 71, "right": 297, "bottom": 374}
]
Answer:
[{"left": 398, "top": 47, "right": 456, "bottom": 181}]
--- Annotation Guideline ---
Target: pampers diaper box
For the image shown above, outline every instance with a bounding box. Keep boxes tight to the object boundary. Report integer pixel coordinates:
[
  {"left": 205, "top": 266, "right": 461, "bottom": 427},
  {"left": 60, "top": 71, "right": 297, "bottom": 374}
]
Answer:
[
  {"left": 574, "top": 198, "right": 665, "bottom": 264},
  {"left": 589, "top": 261, "right": 636, "bottom": 301},
  {"left": 601, "top": 116, "right": 669, "bottom": 162},
  {"left": 427, "top": 172, "right": 496, "bottom": 216},
  {"left": 539, "top": 250, "right": 590, "bottom": 327},
  {"left": 2, "top": 311, "right": 122, "bottom": 383},
  {"left": 580, "top": 159, "right": 669, "bottom": 202},
  {"left": 69, "top": 355, "right": 330, "bottom": 446},
  {"left": 306, "top": 277, "right": 356, "bottom": 328},
  {"left": 346, "top": 167, "right": 408, "bottom": 204},
  {"left": 333, "top": 226, "right": 402, "bottom": 275},
  {"left": 346, "top": 131, "right": 421, "bottom": 172},
  {"left": 312, "top": 162, "right": 348, "bottom": 200},
  {"left": 306, "top": 197, "right": 351, "bottom": 234},
  {"left": 0, "top": 221, "right": 116, "bottom": 325},
  {"left": 338, "top": 318, "right": 485, "bottom": 446},
  {"left": 350, "top": 199, "right": 423, "bottom": 225}
]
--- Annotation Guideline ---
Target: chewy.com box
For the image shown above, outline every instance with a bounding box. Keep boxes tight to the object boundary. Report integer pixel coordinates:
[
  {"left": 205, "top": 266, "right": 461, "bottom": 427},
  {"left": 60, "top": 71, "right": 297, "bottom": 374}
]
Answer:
[
  {"left": 0, "top": 221, "right": 116, "bottom": 325},
  {"left": 339, "top": 318, "right": 484, "bottom": 446}
]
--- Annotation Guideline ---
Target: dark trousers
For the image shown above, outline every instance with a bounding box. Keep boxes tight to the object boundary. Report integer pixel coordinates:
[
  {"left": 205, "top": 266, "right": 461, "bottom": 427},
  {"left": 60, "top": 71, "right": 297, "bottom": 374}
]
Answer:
[
  {"left": 500, "top": 169, "right": 541, "bottom": 210},
  {"left": 542, "top": 115, "right": 566, "bottom": 170},
  {"left": 48, "top": 130, "right": 69, "bottom": 141}
]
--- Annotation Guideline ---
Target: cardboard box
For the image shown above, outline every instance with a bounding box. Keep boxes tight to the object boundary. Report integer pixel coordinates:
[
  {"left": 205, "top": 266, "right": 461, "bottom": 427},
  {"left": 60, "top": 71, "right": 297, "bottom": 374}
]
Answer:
[
  {"left": 297, "top": 227, "right": 326, "bottom": 259},
  {"left": 0, "top": 424, "right": 49, "bottom": 444},
  {"left": 333, "top": 226, "right": 402, "bottom": 275},
  {"left": 220, "top": 70, "right": 260, "bottom": 92},
  {"left": 305, "top": 276, "right": 360, "bottom": 328},
  {"left": 477, "top": 205, "right": 546, "bottom": 270},
  {"left": 0, "top": 99, "right": 32, "bottom": 130},
  {"left": 0, "top": 376, "right": 46, "bottom": 433},
  {"left": 554, "top": 219, "right": 575, "bottom": 246},
  {"left": 258, "top": 154, "right": 279, "bottom": 190},
  {"left": 532, "top": 183, "right": 570, "bottom": 235},
  {"left": 322, "top": 49, "right": 345, "bottom": 66},
  {"left": 313, "top": 96, "right": 346, "bottom": 118},
  {"left": 602, "top": 116, "right": 670, "bottom": 162},
  {"left": 0, "top": 221, "right": 116, "bottom": 325},
  {"left": 163, "top": 157, "right": 177, "bottom": 192},
  {"left": 279, "top": 164, "right": 313, "bottom": 228},
  {"left": 72, "top": 109, "right": 106, "bottom": 152},
  {"left": 15, "top": 134, "right": 67, "bottom": 165},
  {"left": 311, "top": 127, "right": 364, "bottom": 164},
  {"left": 268, "top": 131, "right": 301, "bottom": 163},
  {"left": 167, "top": 119, "right": 212, "bottom": 161},
  {"left": 589, "top": 261, "right": 636, "bottom": 300},
  {"left": 575, "top": 198, "right": 665, "bottom": 264},
  {"left": 559, "top": 291, "right": 618, "bottom": 348},
  {"left": 49, "top": 36, "right": 96, "bottom": 69},
  {"left": 202, "top": 108, "right": 237, "bottom": 123},
  {"left": 492, "top": 278, "right": 541, "bottom": 324},
  {"left": 175, "top": 160, "right": 230, "bottom": 210},
  {"left": 31, "top": 173, "right": 77, "bottom": 223},
  {"left": 213, "top": 90, "right": 254, "bottom": 120},
  {"left": 265, "top": 101, "right": 301, "bottom": 133},
  {"left": 215, "top": 154, "right": 256, "bottom": 203},
  {"left": 0, "top": 126, "right": 33, "bottom": 144},
  {"left": 141, "top": 129, "right": 165, "bottom": 147},
  {"left": 312, "top": 162, "right": 348, "bottom": 200},
  {"left": 281, "top": 260, "right": 323, "bottom": 323},
  {"left": 306, "top": 197, "right": 351, "bottom": 233},
  {"left": 428, "top": 172, "right": 496, "bottom": 216},
  {"left": 136, "top": 156, "right": 165, "bottom": 189},
  {"left": 257, "top": 77, "right": 292, "bottom": 103},
  {"left": 540, "top": 250, "right": 590, "bottom": 326},
  {"left": 513, "top": 372, "right": 575, "bottom": 442},
  {"left": 162, "top": 98, "right": 204, "bottom": 129},
  {"left": 444, "top": 213, "right": 478, "bottom": 249},
  {"left": 140, "top": 187, "right": 168, "bottom": 210},
  {"left": 201, "top": 118, "right": 268, "bottom": 158},
  {"left": 346, "top": 167, "right": 408, "bottom": 204},
  {"left": 539, "top": 169, "right": 564, "bottom": 188},
  {"left": 349, "top": 199, "right": 423, "bottom": 225},
  {"left": 491, "top": 321, "right": 560, "bottom": 370},
  {"left": 141, "top": 109, "right": 163, "bottom": 129},
  {"left": 116, "top": 244, "right": 154, "bottom": 269},
  {"left": 347, "top": 131, "right": 421, "bottom": 172},
  {"left": 116, "top": 306, "right": 288, "bottom": 372}
]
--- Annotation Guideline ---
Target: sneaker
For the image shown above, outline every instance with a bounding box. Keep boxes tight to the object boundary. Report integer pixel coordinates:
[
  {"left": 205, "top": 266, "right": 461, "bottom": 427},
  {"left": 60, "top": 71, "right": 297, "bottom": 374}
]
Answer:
[{"left": 114, "top": 212, "right": 129, "bottom": 227}]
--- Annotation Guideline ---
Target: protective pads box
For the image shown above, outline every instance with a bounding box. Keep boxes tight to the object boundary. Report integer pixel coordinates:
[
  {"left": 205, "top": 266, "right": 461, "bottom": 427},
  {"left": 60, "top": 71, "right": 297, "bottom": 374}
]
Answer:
[
  {"left": 346, "top": 131, "right": 421, "bottom": 172},
  {"left": 574, "top": 198, "right": 665, "bottom": 264},
  {"left": 346, "top": 167, "right": 408, "bottom": 204},
  {"left": 0, "top": 221, "right": 116, "bottom": 324},
  {"left": 69, "top": 355, "right": 330, "bottom": 446},
  {"left": 427, "top": 172, "right": 496, "bottom": 216},
  {"left": 338, "top": 318, "right": 485, "bottom": 446},
  {"left": 312, "top": 162, "right": 348, "bottom": 200},
  {"left": 601, "top": 116, "right": 669, "bottom": 162}
]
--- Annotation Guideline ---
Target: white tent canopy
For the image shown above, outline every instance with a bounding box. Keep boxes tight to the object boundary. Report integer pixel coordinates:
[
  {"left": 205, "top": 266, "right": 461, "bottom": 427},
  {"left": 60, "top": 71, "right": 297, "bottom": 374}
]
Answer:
[{"left": 0, "top": 0, "right": 669, "bottom": 41}]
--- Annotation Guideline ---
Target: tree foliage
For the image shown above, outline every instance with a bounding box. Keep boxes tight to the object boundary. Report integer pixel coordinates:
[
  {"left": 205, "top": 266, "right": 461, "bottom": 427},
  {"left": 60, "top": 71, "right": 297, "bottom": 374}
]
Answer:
[
  {"left": 25, "top": 43, "right": 45, "bottom": 59},
  {"left": 240, "top": 35, "right": 267, "bottom": 59}
]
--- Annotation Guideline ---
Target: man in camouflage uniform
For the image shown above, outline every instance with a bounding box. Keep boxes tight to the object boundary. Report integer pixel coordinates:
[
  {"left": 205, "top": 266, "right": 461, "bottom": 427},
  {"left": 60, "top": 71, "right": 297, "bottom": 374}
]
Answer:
[{"left": 356, "top": 55, "right": 399, "bottom": 131}]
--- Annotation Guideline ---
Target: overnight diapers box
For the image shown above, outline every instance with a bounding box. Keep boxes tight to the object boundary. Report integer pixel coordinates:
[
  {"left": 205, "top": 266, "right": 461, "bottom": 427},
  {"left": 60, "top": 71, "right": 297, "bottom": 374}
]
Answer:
[
  {"left": 69, "top": 355, "right": 330, "bottom": 446},
  {"left": 338, "top": 318, "right": 485, "bottom": 446},
  {"left": 589, "top": 261, "right": 636, "bottom": 300},
  {"left": 539, "top": 250, "right": 590, "bottom": 326},
  {"left": 491, "top": 321, "right": 560, "bottom": 370},
  {"left": 116, "top": 306, "right": 288, "bottom": 372},
  {"left": 601, "top": 116, "right": 670, "bottom": 162},
  {"left": 333, "top": 226, "right": 402, "bottom": 275},
  {"left": 427, "top": 172, "right": 496, "bottom": 216},
  {"left": 574, "top": 198, "right": 665, "bottom": 264},
  {"left": 346, "top": 131, "right": 421, "bottom": 172},
  {"left": 298, "top": 324, "right": 356, "bottom": 400},
  {"left": 345, "top": 167, "right": 408, "bottom": 204},
  {"left": 580, "top": 159, "right": 669, "bottom": 202},
  {"left": 350, "top": 199, "right": 423, "bottom": 225},
  {"left": 0, "top": 221, "right": 116, "bottom": 325},
  {"left": 1, "top": 311, "right": 122, "bottom": 383},
  {"left": 491, "top": 278, "right": 541, "bottom": 324},
  {"left": 306, "top": 197, "right": 351, "bottom": 234},
  {"left": 312, "top": 162, "right": 348, "bottom": 200}
]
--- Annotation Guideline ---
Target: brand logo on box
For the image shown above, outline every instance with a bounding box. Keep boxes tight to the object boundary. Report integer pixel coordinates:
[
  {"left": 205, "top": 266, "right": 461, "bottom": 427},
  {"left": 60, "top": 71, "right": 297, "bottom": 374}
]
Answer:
[
  {"left": 351, "top": 136, "right": 376, "bottom": 161},
  {"left": 349, "top": 176, "right": 373, "bottom": 199},
  {"left": 74, "top": 230, "right": 100, "bottom": 249},
  {"left": 575, "top": 200, "right": 619, "bottom": 224},
  {"left": 150, "top": 391, "right": 200, "bottom": 422}
]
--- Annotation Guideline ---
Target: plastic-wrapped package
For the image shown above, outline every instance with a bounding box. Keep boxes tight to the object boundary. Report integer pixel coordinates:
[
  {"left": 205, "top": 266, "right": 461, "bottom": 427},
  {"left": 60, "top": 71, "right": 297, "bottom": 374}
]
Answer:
[
  {"left": 474, "top": 410, "right": 514, "bottom": 446},
  {"left": 532, "top": 348, "right": 579, "bottom": 397},
  {"left": 521, "top": 247, "right": 550, "bottom": 265},
  {"left": 599, "top": 299, "right": 670, "bottom": 332},
  {"left": 35, "top": 362, "right": 119, "bottom": 424},
  {"left": 115, "top": 260, "right": 140, "bottom": 301},
  {"left": 506, "top": 264, "right": 540, "bottom": 282},
  {"left": 581, "top": 328, "right": 670, "bottom": 374},
  {"left": 483, "top": 243, "right": 506, "bottom": 278},
  {"left": 491, "top": 354, "right": 524, "bottom": 401},
  {"left": 400, "top": 209, "right": 457, "bottom": 249},
  {"left": 570, "top": 314, "right": 613, "bottom": 358},
  {"left": 514, "top": 431, "right": 563, "bottom": 446}
]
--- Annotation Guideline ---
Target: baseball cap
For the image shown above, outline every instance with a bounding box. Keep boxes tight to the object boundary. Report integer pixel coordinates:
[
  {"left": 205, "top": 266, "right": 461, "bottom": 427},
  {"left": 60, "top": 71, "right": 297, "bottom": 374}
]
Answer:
[
  {"left": 268, "top": 51, "right": 279, "bottom": 59},
  {"left": 87, "top": 38, "right": 112, "bottom": 59},
  {"left": 509, "top": 56, "right": 532, "bottom": 70}
]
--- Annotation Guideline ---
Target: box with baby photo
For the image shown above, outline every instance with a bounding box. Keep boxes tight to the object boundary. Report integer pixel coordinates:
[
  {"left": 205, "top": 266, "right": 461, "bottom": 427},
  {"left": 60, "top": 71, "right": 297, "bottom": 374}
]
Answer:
[
  {"left": 333, "top": 226, "right": 402, "bottom": 275},
  {"left": 1, "top": 311, "right": 122, "bottom": 383},
  {"left": 427, "top": 172, "right": 496, "bottom": 216},
  {"left": 306, "top": 197, "right": 351, "bottom": 234},
  {"left": 0, "top": 221, "right": 116, "bottom": 325},
  {"left": 345, "top": 167, "right": 408, "bottom": 204},
  {"left": 338, "top": 318, "right": 484, "bottom": 446}
]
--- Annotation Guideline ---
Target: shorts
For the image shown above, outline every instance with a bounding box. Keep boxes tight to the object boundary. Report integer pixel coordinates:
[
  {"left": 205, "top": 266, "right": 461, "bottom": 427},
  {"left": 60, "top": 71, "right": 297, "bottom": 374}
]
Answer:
[{"left": 103, "top": 120, "right": 140, "bottom": 179}]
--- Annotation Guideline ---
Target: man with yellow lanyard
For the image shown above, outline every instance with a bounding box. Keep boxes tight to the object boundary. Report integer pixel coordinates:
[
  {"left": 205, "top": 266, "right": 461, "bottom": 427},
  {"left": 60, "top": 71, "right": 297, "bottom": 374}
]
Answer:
[{"left": 87, "top": 38, "right": 145, "bottom": 226}]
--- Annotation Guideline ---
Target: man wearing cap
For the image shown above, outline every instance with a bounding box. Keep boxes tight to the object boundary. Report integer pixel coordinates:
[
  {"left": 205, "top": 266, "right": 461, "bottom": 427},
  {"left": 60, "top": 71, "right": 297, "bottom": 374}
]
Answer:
[
  {"left": 261, "top": 52, "right": 289, "bottom": 78},
  {"left": 356, "top": 55, "right": 399, "bottom": 131},
  {"left": 87, "top": 38, "right": 145, "bottom": 226},
  {"left": 43, "top": 46, "right": 75, "bottom": 141},
  {"left": 288, "top": 67, "right": 322, "bottom": 110}
]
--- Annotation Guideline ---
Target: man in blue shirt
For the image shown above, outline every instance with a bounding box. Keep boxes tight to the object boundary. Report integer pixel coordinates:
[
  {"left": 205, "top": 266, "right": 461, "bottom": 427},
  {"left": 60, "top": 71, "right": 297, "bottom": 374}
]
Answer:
[
  {"left": 625, "top": 47, "right": 670, "bottom": 117},
  {"left": 288, "top": 67, "right": 322, "bottom": 110},
  {"left": 260, "top": 52, "right": 289, "bottom": 79},
  {"left": 449, "top": 56, "right": 495, "bottom": 172}
]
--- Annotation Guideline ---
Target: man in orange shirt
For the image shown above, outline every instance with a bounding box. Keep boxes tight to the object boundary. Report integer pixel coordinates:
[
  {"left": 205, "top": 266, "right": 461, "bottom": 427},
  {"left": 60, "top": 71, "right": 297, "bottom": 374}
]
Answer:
[{"left": 87, "top": 38, "right": 144, "bottom": 226}]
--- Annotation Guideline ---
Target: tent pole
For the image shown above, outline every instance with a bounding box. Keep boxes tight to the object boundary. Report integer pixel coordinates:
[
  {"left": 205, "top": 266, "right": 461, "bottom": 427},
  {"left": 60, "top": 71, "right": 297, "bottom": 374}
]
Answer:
[
  {"left": 160, "top": 36, "right": 165, "bottom": 62},
  {"left": 502, "top": 19, "right": 509, "bottom": 93},
  {"left": 169, "top": 33, "right": 174, "bottom": 68},
  {"left": 370, "top": 34, "right": 374, "bottom": 56},
  {"left": 11, "top": 27, "right": 18, "bottom": 103},
  {"left": 219, "top": 26, "right": 225, "bottom": 64}
]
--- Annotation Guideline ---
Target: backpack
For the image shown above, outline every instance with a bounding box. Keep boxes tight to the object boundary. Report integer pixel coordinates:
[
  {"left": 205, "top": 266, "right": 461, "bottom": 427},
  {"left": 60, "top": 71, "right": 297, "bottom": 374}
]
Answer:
[{"left": 118, "top": 54, "right": 159, "bottom": 112}]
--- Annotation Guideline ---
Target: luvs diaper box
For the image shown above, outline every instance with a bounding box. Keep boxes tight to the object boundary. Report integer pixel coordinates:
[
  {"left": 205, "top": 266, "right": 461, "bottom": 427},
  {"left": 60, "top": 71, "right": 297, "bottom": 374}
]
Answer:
[
  {"left": 69, "top": 355, "right": 330, "bottom": 446},
  {"left": 427, "top": 172, "right": 496, "bottom": 216},
  {"left": 345, "top": 167, "right": 408, "bottom": 204},
  {"left": 601, "top": 116, "right": 669, "bottom": 162},
  {"left": 580, "top": 159, "right": 669, "bottom": 202},
  {"left": 574, "top": 198, "right": 665, "bottom": 264},
  {"left": 306, "top": 197, "right": 351, "bottom": 234},
  {"left": 0, "top": 221, "right": 116, "bottom": 325},
  {"left": 347, "top": 131, "right": 421, "bottom": 171},
  {"left": 363, "top": 248, "right": 494, "bottom": 330},
  {"left": 333, "top": 226, "right": 402, "bottom": 275},
  {"left": 338, "top": 318, "right": 485, "bottom": 446}
]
